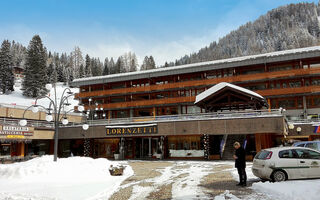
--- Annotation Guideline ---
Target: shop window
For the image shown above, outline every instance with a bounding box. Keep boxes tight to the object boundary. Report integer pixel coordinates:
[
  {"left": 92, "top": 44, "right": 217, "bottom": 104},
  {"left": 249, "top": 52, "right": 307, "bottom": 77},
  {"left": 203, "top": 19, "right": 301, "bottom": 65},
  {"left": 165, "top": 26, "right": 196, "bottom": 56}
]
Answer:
[
  {"left": 168, "top": 136, "right": 201, "bottom": 150},
  {"left": 0, "top": 144, "right": 10, "bottom": 156}
]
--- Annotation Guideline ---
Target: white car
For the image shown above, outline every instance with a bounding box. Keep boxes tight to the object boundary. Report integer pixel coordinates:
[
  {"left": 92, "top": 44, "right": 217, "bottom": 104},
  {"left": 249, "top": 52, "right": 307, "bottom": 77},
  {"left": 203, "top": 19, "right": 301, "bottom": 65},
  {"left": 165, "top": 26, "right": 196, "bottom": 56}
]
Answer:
[{"left": 252, "top": 147, "right": 320, "bottom": 182}]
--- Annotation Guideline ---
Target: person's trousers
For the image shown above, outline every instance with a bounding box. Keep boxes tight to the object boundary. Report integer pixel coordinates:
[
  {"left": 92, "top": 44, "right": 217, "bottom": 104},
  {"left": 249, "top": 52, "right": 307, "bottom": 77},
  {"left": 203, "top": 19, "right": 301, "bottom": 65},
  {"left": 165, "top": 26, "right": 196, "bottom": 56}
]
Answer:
[{"left": 237, "top": 167, "right": 247, "bottom": 184}]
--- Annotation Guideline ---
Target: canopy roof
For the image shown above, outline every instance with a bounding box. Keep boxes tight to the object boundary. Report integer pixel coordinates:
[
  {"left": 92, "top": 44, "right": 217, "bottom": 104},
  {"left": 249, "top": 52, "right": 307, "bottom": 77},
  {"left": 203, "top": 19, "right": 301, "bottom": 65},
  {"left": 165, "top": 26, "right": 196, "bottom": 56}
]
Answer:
[{"left": 195, "top": 82, "right": 268, "bottom": 111}]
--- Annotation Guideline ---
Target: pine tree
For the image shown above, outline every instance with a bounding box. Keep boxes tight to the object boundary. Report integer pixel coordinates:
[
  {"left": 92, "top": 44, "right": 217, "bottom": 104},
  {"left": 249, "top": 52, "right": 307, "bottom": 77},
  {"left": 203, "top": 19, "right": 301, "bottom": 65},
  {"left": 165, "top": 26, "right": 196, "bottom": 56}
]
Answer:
[
  {"left": 0, "top": 40, "right": 14, "bottom": 94},
  {"left": 103, "top": 58, "right": 109, "bottom": 75},
  {"left": 79, "top": 64, "right": 85, "bottom": 78},
  {"left": 148, "top": 56, "right": 156, "bottom": 70},
  {"left": 85, "top": 54, "right": 92, "bottom": 77},
  {"left": 141, "top": 56, "right": 149, "bottom": 71},
  {"left": 22, "top": 35, "right": 48, "bottom": 97},
  {"left": 109, "top": 57, "right": 115, "bottom": 74}
]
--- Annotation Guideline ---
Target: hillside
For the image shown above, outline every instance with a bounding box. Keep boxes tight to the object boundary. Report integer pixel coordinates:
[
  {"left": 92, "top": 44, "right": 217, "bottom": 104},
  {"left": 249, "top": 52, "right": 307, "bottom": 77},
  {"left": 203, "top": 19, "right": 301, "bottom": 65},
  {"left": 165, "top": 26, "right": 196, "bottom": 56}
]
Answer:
[{"left": 171, "top": 2, "right": 320, "bottom": 66}]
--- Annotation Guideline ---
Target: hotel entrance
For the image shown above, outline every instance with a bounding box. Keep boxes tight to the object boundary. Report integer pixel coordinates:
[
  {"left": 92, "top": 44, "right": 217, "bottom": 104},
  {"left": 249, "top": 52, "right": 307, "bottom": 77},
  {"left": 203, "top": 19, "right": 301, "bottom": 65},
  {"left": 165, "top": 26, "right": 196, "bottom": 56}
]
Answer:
[{"left": 134, "top": 137, "right": 162, "bottom": 159}]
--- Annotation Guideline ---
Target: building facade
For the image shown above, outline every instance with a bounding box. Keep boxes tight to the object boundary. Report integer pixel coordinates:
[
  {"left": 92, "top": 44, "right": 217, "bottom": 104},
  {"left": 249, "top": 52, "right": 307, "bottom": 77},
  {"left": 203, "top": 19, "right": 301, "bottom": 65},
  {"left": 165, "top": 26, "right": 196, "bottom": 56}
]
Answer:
[{"left": 59, "top": 47, "right": 320, "bottom": 160}]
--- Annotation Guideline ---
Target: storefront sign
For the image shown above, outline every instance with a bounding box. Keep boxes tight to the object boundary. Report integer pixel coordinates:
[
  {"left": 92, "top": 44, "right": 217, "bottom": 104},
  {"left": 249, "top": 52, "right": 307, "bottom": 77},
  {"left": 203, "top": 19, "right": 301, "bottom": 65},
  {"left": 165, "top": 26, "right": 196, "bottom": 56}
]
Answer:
[
  {"left": 0, "top": 126, "right": 33, "bottom": 136},
  {"left": 106, "top": 124, "right": 158, "bottom": 135}
]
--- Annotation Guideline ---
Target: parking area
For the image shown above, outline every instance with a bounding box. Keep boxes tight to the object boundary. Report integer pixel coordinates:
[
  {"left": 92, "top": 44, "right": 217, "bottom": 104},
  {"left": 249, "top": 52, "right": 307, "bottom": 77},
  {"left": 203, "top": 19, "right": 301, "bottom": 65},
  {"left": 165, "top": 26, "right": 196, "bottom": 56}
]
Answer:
[{"left": 109, "top": 160, "right": 270, "bottom": 200}]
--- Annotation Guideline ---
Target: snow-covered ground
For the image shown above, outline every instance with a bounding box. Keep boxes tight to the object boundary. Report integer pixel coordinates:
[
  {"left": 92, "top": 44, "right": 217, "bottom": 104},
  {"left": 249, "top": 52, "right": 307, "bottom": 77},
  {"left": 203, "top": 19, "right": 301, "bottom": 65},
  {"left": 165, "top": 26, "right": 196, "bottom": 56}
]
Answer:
[
  {"left": 217, "top": 162, "right": 320, "bottom": 200},
  {"left": 0, "top": 156, "right": 133, "bottom": 200},
  {"left": 0, "top": 83, "right": 79, "bottom": 109},
  {"left": 0, "top": 158, "right": 319, "bottom": 200}
]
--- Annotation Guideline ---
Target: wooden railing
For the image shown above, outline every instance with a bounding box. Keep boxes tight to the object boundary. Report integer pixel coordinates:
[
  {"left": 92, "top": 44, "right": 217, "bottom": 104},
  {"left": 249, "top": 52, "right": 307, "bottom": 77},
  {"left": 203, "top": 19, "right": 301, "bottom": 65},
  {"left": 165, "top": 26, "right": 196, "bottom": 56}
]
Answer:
[
  {"left": 256, "top": 85, "right": 320, "bottom": 96},
  {"left": 75, "top": 67, "right": 320, "bottom": 99},
  {"left": 82, "top": 85, "right": 320, "bottom": 110},
  {"left": 85, "top": 96, "right": 196, "bottom": 110}
]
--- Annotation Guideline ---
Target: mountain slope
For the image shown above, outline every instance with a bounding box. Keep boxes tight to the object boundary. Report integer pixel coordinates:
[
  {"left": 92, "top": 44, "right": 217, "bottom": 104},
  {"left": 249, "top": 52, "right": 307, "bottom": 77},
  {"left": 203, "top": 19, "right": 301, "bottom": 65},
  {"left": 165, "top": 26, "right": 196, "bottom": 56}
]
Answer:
[{"left": 172, "top": 2, "right": 320, "bottom": 66}]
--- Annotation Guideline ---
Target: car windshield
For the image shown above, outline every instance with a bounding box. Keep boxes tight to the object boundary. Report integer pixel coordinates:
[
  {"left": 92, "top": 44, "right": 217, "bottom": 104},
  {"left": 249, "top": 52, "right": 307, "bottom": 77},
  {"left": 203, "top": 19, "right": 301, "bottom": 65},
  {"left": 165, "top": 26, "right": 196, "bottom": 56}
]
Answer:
[{"left": 255, "top": 151, "right": 271, "bottom": 159}]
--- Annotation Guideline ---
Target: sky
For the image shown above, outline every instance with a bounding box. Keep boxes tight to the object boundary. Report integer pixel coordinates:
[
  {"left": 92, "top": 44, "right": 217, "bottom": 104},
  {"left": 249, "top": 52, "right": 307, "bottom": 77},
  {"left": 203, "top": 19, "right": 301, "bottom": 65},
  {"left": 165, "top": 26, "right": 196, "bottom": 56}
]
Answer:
[{"left": 0, "top": 0, "right": 318, "bottom": 66}]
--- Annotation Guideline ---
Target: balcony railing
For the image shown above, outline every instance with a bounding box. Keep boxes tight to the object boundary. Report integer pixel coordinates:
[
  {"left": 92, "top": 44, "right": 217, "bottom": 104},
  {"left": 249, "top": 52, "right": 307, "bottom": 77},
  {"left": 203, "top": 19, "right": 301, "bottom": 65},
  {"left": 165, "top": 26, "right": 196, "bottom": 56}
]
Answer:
[
  {"left": 63, "top": 109, "right": 284, "bottom": 127},
  {"left": 0, "top": 117, "right": 54, "bottom": 128}
]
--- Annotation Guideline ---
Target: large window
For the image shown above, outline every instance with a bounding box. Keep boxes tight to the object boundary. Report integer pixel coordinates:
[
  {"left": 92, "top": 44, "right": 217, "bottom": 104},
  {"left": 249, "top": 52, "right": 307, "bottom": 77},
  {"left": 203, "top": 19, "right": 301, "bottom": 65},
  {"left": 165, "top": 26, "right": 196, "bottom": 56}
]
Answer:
[{"left": 168, "top": 136, "right": 201, "bottom": 150}]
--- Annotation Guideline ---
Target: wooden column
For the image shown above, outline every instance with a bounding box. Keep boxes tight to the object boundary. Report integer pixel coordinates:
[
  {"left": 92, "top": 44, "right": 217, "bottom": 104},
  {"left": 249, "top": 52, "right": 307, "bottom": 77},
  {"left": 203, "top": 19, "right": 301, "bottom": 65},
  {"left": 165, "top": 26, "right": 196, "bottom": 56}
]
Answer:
[
  {"left": 255, "top": 133, "right": 262, "bottom": 153},
  {"left": 18, "top": 143, "right": 25, "bottom": 157}
]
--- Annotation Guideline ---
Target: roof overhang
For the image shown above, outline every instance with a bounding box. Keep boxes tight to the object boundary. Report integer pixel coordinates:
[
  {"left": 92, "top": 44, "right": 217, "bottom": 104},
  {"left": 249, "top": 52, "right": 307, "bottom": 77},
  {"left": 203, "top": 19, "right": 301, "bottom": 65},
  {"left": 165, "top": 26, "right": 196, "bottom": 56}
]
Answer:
[{"left": 195, "top": 82, "right": 267, "bottom": 111}]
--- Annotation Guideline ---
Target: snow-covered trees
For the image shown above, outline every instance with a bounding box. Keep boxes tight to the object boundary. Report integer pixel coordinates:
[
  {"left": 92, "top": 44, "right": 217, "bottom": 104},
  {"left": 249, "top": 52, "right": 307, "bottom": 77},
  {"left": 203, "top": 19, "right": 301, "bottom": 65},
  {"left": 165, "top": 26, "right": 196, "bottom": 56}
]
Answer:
[
  {"left": 141, "top": 56, "right": 156, "bottom": 70},
  {"left": 70, "top": 46, "right": 84, "bottom": 79},
  {"left": 22, "top": 35, "right": 48, "bottom": 97},
  {"left": 0, "top": 40, "right": 14, "bottom": 94}
]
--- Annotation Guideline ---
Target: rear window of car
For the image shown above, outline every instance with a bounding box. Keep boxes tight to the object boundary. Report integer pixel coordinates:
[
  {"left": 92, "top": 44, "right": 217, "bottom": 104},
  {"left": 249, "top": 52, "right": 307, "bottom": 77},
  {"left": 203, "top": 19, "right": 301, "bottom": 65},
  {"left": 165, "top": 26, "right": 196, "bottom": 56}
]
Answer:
[{"left": 255, "top": 151, "right": 272, "bottom": 159}]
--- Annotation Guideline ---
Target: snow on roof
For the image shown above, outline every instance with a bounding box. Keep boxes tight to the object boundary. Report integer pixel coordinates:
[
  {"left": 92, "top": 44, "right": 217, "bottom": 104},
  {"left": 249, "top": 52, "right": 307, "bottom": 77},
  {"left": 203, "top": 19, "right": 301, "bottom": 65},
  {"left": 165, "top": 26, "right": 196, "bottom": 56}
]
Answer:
[
  {"left": 194, "top": 82, "right": 264, "bottom": 104},
  {"left": 72, "top": 46, "right": 320, "bottom": 86}
]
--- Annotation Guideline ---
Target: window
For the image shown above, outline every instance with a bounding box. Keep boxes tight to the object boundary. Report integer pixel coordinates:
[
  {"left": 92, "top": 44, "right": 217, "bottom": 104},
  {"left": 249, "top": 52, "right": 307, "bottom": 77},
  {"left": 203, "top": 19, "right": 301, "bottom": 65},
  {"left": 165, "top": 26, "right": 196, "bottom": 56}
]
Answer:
[
  {"left": 305, "top": 143, "right": 318, "bottom": 151},
  {"left": 294, "top": 149, "right": 320, "bottom": 159},
  {"left": 297, "top": 144, "right": 305, "bottom": 147},
  {"left": 279, "top": 150, "right": 296, "bottom": 158},
  {"left": 254, "top": 151, "right": 272, "bottom": 160}
]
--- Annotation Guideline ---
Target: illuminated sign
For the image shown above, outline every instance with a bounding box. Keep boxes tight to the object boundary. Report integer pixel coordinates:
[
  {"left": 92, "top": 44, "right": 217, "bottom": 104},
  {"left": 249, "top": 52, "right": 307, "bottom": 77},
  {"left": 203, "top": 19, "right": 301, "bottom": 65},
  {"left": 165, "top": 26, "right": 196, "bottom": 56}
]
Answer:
[
  {"left": 0, "top": 126, "right": 33, "bottom": 136},
  {"left": 106, "top": 124, "right": 158, "bottom": 135}
]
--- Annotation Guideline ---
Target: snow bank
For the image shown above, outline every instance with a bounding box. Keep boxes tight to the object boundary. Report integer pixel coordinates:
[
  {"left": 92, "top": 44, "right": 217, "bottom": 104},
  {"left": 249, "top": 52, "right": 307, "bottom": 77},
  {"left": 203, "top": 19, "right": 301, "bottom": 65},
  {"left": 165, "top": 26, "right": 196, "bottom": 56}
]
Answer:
[
  {"left": 252, "top": 180, "right": 320, "bottom": 200},
  {"left": 0, "top": 155, "right": 133, "bottom": 200}
]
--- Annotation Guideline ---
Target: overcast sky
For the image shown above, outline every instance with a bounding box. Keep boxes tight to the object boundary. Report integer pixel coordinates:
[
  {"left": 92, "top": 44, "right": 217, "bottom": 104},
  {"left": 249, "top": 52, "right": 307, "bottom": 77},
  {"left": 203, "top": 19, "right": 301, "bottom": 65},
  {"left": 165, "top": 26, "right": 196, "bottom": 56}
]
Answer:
[{"left": 0, "top": 0, "right": 318, "bottom": 66}]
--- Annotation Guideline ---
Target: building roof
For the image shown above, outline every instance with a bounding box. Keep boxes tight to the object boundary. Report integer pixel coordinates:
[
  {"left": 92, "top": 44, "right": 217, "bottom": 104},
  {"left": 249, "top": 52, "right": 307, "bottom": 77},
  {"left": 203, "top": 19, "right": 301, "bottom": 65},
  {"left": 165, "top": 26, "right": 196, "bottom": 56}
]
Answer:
[
  {"left": 71, "top": 46, "right": 320, "bottom": 87},
  {"left": 194, "top": 82, "right": 263, "bottom": 105},
  {"left": 194, "top": 82, "right": 267, "bottom": 111}
]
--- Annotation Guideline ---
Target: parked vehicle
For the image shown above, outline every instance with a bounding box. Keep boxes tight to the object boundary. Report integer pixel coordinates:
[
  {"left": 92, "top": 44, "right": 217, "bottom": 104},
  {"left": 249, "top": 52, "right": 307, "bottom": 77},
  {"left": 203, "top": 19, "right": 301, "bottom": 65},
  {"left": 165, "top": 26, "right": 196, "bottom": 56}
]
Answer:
[
  {"left": 252, "top": 147, "right": 320, "bottom": 182},
  {"left": 293, "top": 141, "right": 320, "bottom": 152}
]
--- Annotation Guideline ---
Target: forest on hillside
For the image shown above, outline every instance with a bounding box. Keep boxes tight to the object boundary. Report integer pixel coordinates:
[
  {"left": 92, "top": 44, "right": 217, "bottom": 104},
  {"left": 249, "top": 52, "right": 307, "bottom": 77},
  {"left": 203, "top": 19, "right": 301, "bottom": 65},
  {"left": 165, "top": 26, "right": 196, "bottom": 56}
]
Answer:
[{"left": 168, "top": 2, "right": 320, "bottom": 66}]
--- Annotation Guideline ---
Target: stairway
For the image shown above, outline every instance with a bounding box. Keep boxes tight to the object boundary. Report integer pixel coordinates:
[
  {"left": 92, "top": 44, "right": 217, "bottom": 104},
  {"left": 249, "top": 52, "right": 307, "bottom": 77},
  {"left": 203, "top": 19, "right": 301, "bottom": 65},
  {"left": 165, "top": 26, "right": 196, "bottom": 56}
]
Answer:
[{"left": 221, "top": 134, "right": 246, "bottom": 160}]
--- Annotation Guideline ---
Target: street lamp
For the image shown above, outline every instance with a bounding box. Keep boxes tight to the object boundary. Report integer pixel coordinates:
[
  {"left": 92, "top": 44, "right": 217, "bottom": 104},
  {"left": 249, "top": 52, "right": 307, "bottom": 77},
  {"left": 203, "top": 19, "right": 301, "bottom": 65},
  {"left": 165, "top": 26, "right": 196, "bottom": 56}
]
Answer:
[{"left": 19, "top": 83, "right": 88, "bottom": 162}]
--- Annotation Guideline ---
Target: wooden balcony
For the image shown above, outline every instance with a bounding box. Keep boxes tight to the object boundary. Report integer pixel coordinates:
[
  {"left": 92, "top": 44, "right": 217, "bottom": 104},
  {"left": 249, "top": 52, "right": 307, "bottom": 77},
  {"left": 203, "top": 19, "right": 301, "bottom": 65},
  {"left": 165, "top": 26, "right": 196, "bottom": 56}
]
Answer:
[
  {"left": 257, "top": 85, "right": 320, "bottom": 97},
  {"left": 82, "top": 85, "right": 320, "bottom": 110},
  {"left": 75, "top": 67, "right": 320, "bottom": 99},
  {"left": 85, "top": 96, "right": 196, "bottom": 110}
]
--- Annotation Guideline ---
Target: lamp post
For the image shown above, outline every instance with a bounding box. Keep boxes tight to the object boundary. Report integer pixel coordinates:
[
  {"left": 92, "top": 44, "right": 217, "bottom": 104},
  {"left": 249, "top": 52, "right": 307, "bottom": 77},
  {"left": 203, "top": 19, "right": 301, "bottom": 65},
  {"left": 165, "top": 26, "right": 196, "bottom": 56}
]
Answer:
[{"left": 19, "top": 83, "right": 87, "bottom": 162}]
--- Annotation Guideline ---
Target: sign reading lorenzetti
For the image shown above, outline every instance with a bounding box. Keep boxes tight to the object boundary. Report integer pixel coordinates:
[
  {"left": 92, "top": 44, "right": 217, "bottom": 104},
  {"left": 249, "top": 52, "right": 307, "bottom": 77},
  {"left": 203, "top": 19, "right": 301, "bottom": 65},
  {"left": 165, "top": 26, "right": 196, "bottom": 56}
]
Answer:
[
  {"left": 0, "top": 125, "right": 34, "bottom": 139},
  {"left": 106, "top": 124, "right": 158, "bottom": 135}
]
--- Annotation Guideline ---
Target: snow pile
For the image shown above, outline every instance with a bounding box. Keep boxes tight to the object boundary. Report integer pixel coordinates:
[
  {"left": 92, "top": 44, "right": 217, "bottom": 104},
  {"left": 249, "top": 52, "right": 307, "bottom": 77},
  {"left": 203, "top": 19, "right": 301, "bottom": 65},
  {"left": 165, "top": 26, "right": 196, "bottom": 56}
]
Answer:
[
  {"left": 214, "top": 190, "right": 240, "bottom": 200},
  {"left": 252, "top": 180, "right": 320, "bottom": 200},
  {"left": 0, "top": 155, "right": 133, "bottom": 200},
  {"left": 0, "top": 83, "right": 79, "bottom": 109}
]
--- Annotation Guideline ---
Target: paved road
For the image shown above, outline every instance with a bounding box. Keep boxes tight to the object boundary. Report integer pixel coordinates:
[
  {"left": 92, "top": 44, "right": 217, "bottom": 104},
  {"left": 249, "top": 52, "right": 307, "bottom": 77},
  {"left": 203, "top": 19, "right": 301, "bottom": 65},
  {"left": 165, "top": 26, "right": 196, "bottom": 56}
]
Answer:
[{"left": 109, "top": 161, "right": 269, "bottom": 200}]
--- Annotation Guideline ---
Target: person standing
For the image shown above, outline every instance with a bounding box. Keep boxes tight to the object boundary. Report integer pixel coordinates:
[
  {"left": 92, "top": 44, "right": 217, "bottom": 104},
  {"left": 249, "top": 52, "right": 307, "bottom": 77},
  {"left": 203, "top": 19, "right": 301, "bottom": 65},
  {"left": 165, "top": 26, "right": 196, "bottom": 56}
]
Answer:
[{"left": 233, "top": 141, "right": 247, "bottom": 186}]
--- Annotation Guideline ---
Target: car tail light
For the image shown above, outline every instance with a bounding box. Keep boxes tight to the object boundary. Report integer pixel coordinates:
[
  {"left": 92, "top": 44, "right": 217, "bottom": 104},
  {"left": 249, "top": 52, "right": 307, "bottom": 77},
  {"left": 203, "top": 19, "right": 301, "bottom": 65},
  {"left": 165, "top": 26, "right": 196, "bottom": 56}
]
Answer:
[{"left": 265, "top": 151, "right": 273, "bottom": 159}]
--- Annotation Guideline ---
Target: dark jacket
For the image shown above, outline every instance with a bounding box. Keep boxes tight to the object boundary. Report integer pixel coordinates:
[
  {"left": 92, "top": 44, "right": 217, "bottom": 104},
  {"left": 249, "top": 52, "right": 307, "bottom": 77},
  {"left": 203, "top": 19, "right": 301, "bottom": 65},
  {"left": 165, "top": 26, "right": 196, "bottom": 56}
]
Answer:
[{"left": 235, "top": 146, "right": 246, "bottom": 168}]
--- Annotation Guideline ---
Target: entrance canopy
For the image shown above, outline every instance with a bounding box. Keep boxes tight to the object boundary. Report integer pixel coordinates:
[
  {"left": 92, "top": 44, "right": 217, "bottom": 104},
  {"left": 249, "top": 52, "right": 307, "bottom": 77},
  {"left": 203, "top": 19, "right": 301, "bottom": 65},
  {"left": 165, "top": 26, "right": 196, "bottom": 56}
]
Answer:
[{"left": 195, "top": 82, "right": 268, "bottom": 112}]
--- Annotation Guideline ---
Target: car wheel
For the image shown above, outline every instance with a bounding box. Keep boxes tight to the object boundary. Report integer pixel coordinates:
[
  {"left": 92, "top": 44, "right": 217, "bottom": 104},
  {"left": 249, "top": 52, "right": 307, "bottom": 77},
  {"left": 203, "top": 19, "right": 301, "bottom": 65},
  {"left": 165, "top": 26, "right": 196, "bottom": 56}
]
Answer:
[{"left": 272, "top": 170, "right": 287, "bottom": 182}]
